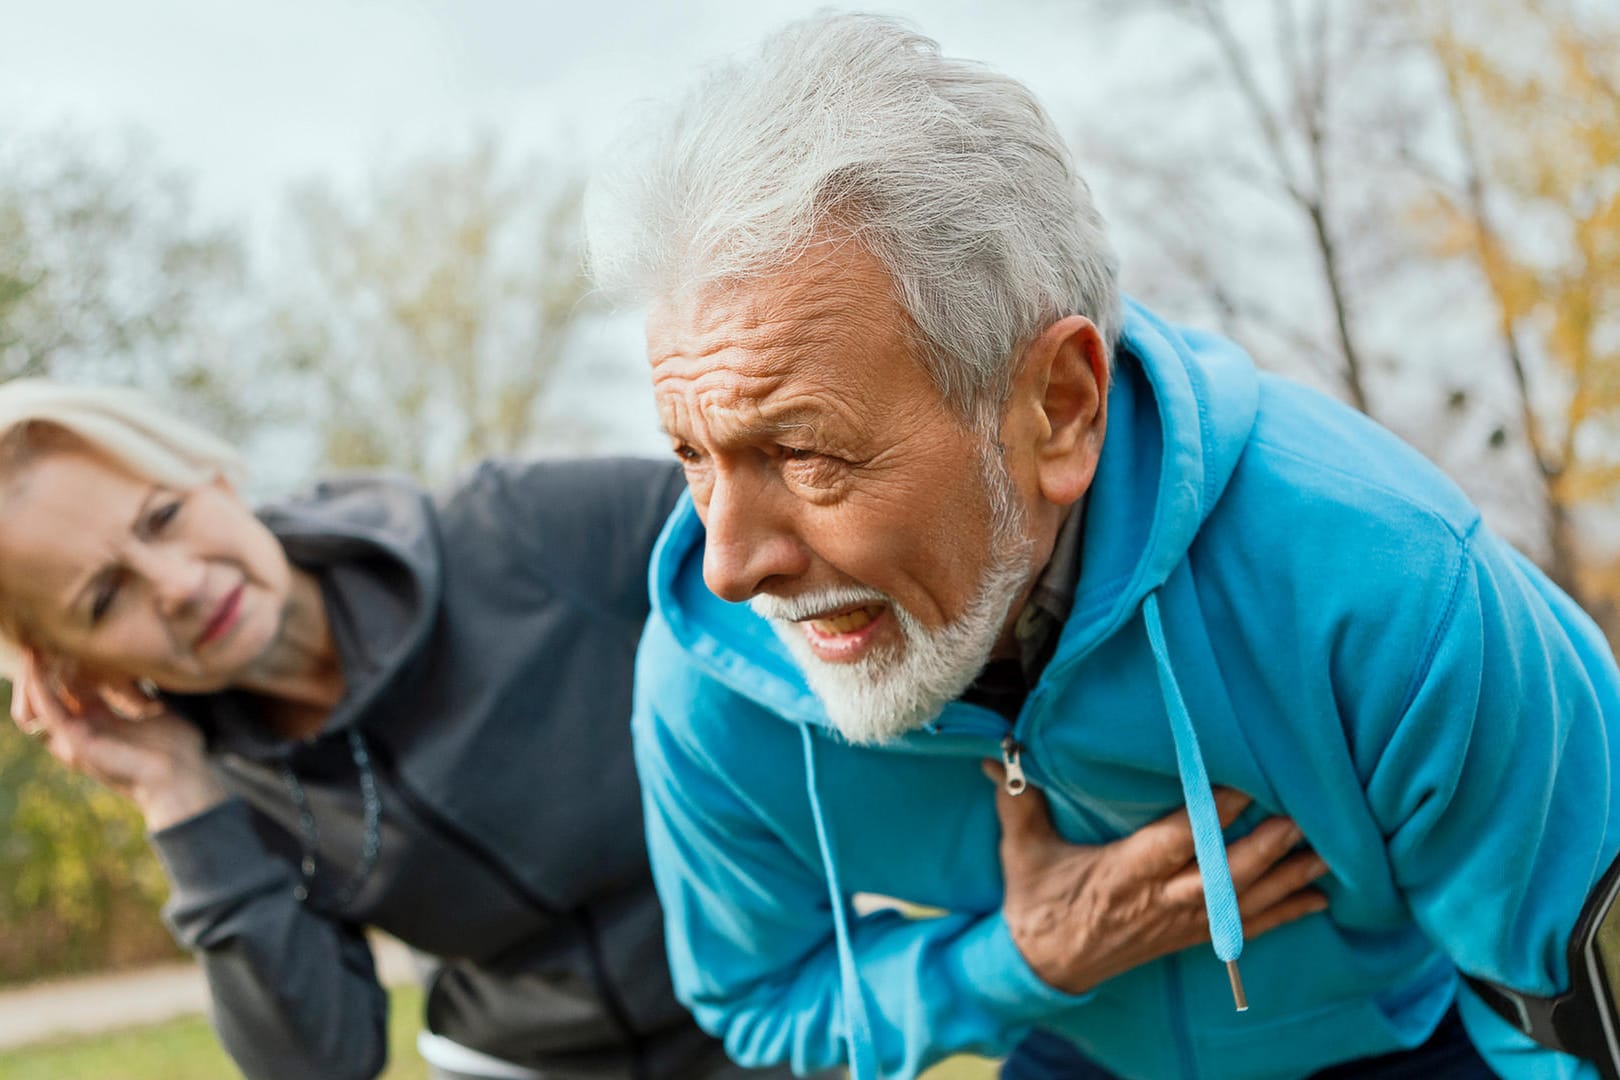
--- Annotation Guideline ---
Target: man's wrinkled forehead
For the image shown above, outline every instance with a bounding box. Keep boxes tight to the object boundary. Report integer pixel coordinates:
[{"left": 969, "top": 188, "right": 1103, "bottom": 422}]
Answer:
[{"left": 648, "top": 267, "right": 891, "bottom": 375}]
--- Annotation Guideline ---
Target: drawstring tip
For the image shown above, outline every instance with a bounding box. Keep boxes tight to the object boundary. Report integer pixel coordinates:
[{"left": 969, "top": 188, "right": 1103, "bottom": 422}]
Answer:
[{"left": 1226, "top": 959, "right": 1248, "bottom": 1012}]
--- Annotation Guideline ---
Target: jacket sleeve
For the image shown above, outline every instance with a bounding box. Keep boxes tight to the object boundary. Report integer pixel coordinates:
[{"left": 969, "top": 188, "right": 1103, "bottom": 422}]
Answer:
[
  {"left": 150, "top": 798, "right": 390, "bottom": 1080},
  {"left": 448, "top": 456, "right": 685, "bottom": 627},
  {"left": 1357, "top": 526, "right": 1616, "bottom": 1079},
  {"left": 632, "top": 690, "right": 1089, "bottom": 1078}
]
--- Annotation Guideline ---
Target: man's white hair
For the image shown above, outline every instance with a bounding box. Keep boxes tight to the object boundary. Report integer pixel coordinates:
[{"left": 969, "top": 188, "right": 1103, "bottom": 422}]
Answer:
[{"left": 584, "top": 11, "right": 1122, "bottom": 423}]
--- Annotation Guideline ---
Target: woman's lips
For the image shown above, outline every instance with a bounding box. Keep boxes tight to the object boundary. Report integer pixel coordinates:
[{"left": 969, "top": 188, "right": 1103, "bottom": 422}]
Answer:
[
  {"left": 799, "top": 604, "right": 888, "bottom": 663},
  {"left": 195, "top": 584, "right": 243, "bottom": 649}
]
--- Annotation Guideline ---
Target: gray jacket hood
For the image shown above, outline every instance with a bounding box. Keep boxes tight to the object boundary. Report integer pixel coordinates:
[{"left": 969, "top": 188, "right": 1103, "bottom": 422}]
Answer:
[{"left": 180, "top": 473, "right": 443, "bottom": 758}]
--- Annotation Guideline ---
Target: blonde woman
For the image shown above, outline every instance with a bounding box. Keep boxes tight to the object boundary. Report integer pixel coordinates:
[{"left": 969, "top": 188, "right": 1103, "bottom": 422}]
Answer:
[{"left": 0, "top": 380, "right": 783, "bottom": 1080}]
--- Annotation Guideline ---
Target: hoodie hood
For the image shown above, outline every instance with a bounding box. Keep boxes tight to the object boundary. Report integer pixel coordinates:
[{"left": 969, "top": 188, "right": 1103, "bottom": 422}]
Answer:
[
  {"left": 649, "top": 297, "right": 1260, "bottom": 718},
  {"left": 176, "top": 473, "right": 442, "bottom": 759},
  {"left": 1056, "top": 299, "right": 1258, "bottom": 660}
]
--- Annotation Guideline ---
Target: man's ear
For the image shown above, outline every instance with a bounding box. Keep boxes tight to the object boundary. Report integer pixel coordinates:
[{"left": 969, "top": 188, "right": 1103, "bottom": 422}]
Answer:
[{"left": 1019, "top": 315, "right": 1109, "bottom": 508}]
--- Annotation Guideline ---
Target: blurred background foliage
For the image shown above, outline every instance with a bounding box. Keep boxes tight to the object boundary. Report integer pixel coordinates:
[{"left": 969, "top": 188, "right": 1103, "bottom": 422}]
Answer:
[
  {"left": 0, "top": 686, "right": 178, "bottom": 983},
  {"left": 0, "top": 132, "right": 604, "bottom": 984},
  {"left": 0, "top": 0, "right": 1616, "bottom": 986}
]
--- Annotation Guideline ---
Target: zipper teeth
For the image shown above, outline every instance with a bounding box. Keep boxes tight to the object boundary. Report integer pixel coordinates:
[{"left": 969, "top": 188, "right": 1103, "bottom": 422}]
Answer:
[
  {"left": 928, "top": 706, "right": 1017, "bottom": 740},
  {"left": 364, "top": 738, "right": 646, "bottom": 1076}
]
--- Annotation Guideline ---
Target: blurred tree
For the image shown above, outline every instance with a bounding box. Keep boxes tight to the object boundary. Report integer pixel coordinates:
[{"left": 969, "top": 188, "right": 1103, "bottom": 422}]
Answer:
[
  {"left": 1414, "top": 0, "right": 1619, "bottom": 603},
  {"left": 0, "top": 131, "right": 259, "bottom": 440},
  {"left": 0, "top": 688, "right": 178, "bottom": 985},
  {"left": 1082, "top": 0, "right": 1429, "bottom": 417},
  {"left": 1076, "top": 0, "right": 1618, "bottom": 614},
  {"left": 276, "top": 138, "right": 600, "bottom": 483}
]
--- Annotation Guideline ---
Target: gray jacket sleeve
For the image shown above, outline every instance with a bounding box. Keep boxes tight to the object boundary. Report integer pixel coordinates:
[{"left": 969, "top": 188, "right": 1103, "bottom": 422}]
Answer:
[{"left": 150, "top": 798, "right": 389, "bottom": 1080}]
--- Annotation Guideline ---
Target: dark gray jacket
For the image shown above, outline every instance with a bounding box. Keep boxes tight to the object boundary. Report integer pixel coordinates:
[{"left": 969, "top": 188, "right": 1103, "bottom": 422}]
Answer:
[{"left": 149, "top": 457, "right": 748, "bottom": 1080}]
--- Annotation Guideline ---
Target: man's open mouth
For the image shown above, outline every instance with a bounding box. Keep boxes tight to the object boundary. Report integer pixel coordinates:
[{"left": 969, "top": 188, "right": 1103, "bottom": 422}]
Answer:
[{"left": 804, "top": 604, "right": 885, "bottom": 636}]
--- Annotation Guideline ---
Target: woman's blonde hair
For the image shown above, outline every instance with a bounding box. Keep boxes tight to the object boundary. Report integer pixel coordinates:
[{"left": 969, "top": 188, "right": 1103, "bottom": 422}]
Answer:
[{"left": 0, "top": 379, "right": 247, "bottom": 677}]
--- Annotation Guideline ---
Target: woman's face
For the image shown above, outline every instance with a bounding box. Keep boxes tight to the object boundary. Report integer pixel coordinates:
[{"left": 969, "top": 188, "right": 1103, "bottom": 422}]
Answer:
[{"left": 0, "top": 447, "right": 292, "bottom": 693}]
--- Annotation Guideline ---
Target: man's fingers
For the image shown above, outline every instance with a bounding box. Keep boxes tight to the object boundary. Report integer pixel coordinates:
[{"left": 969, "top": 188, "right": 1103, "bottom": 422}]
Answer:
[
  {"left": 1158, "top": 814, "right": 1318, "bottom": 910},
  {"left": 1225, "top": 815, "right": 1305, "bottom": 890},
  {"left": 1162, "top": 850, "right": 1328, "bottom": 933},
  {"left": 1236, "top": 850, "right": 1329, "bottom": 917},
  {"left": 1213, "top": 787, "right": 1250, "bottom": 829},
  {"left": 1121, "top": 788, "right": 1255, "bottom": 875},
  {"left": 982, "top": 760, "right": 1058, "bottom": 850},
  {"left": 1240, "top": 886, "right": 1329, "bottom": 941}
]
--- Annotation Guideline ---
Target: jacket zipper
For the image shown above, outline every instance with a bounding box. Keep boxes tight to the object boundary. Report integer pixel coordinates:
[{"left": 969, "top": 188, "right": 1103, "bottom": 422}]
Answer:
[
  {"left": 999, "top": 734, "right": 1028, "bottom": 795},
  {"left": 364, "top": 737, "right": 647, "bottom": 1079},
  {"left": 925, "top": 704, "right": 1034, "bottom": 796}
]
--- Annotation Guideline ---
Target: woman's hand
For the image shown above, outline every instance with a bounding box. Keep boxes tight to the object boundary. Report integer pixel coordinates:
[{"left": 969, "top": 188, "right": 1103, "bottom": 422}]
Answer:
[{"left": 10, "top": 651, "right": 227, "bottom": 831}]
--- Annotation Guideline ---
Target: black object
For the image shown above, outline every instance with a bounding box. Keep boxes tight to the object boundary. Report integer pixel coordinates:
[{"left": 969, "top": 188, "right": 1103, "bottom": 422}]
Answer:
[{"left": 1466, "top": 850, "right": 1620, "bottom": 1079}]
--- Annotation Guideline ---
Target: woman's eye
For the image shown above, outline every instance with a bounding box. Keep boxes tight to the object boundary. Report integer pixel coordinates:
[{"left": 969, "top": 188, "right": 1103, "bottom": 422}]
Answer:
[
  {"left": 147, "top": 499, "right": 181, "bottom": 534},
  {"left": 90, "top": 577, "right": 122, "bottom": 623},
  {"left": 782, "top": 446, "right": 819, "bottom": 462},
  {"left": 673, "top": 444, "right": 702, "bottom": 465}
]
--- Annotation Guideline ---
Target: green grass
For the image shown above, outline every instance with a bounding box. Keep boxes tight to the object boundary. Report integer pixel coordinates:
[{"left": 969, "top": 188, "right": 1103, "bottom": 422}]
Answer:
[
  {"left": 924, "top": 1056, "right": 998, "bottom": 1079},
  {"left": 0, "top": 985, "right": 427, "bottom": 1080},
  {"left": 0, "top": 981, "right": 996, "bottom": 1079}
]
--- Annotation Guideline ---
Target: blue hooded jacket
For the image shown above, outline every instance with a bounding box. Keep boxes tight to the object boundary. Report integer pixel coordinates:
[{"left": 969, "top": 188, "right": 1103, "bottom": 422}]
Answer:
[{"left": 632, "top": 299, "right": 1619, "bottom": 1079}]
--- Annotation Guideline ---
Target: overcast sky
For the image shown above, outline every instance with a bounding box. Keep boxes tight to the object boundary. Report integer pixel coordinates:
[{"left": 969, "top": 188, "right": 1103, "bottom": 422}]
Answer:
[
  {"left": 0, "top": 0, "right": 1134, "bottom": 235},
  {"left": 1, "top": 0, "right": 1168, "bottom": 465}
]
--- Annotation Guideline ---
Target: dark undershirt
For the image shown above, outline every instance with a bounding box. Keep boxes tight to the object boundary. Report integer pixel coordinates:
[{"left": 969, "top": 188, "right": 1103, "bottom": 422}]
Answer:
[{"left": 960, "top": 500, "right": 1085, "bottom": 723}]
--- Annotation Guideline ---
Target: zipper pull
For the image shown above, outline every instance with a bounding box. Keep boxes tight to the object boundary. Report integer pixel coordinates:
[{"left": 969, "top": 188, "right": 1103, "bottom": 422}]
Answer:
[{"left": 1000, "top": 734, "right": 1027, "bottom": 796}]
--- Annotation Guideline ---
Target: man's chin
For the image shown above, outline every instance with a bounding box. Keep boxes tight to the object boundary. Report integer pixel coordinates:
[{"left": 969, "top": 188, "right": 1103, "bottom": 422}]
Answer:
[
  {"left": 798, "top": 650, "right": 976, "bottom": 746},
  {"left": 770, "top": 625, "right": 930, "bottom": 744},
  {"left": 813, "top": 682, "right": 939, "bottom": 746}
]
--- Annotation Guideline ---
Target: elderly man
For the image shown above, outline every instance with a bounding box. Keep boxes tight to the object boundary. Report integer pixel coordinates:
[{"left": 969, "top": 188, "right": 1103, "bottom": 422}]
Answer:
[{"left": 585, "top": 13, "right": 1620, "bottom": 1080}]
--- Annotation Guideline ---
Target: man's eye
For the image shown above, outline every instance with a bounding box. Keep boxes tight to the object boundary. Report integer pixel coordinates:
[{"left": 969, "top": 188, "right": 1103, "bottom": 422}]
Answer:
[
  {"left": 673, "top": 444, "right": 703, "bottom": 465},
  {"left": 779, "top": 448, "right": 848, "bottom": 494}
]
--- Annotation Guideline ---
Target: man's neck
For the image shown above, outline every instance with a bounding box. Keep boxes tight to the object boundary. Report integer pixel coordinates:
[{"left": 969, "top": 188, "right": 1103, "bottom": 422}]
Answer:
[{"left": 970, "top": 498, "right": 1087, "bottom": 720}]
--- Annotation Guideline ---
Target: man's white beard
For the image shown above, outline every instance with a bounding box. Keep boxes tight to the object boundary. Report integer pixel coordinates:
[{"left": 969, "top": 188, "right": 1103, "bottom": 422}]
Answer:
[{"left": 750, "top": 448, "right": 1037, "bottom": 745}]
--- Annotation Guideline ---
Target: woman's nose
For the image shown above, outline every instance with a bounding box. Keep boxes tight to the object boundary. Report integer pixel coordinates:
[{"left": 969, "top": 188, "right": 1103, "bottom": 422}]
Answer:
[{"left": 134, "top": 546, "right": 206, "bottom": 617}]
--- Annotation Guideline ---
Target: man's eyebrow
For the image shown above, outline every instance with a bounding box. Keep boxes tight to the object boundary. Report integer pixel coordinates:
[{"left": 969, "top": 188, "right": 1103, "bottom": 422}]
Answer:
[
  {"left": 754, "top": 408, "right": 824, "bottom": 441},
  {"left": 658, "top": 409, "right": 828, "bottom": 443}
]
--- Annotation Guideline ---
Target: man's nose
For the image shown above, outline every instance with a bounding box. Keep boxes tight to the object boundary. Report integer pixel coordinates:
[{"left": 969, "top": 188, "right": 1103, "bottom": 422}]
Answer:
[{"left": 701, "top": 470, "right": 809, "bottom": 604}]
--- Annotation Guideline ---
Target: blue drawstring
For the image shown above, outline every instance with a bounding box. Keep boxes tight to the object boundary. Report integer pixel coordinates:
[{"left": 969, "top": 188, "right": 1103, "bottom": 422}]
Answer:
[
  {"left": 1142, "top": 592, "right": 1247, "bottom": 995},
  {"left": 801, "top": 725, "right": 880, "bottom": 1079},
  {"left": 801, "top": 593, "right": 1245, "bottom": 1080}
]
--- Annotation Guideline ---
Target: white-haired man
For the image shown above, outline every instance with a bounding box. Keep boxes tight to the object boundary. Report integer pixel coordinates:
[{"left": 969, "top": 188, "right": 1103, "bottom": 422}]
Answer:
[{"left": 586, "top": 13, "right": 1620, "bottom": 1080}]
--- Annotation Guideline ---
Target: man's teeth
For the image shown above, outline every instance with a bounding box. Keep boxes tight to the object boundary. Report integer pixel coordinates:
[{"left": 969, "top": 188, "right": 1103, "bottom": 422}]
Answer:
[{"left": 810, "top": 606, "right": 878, "bottom": 635}]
